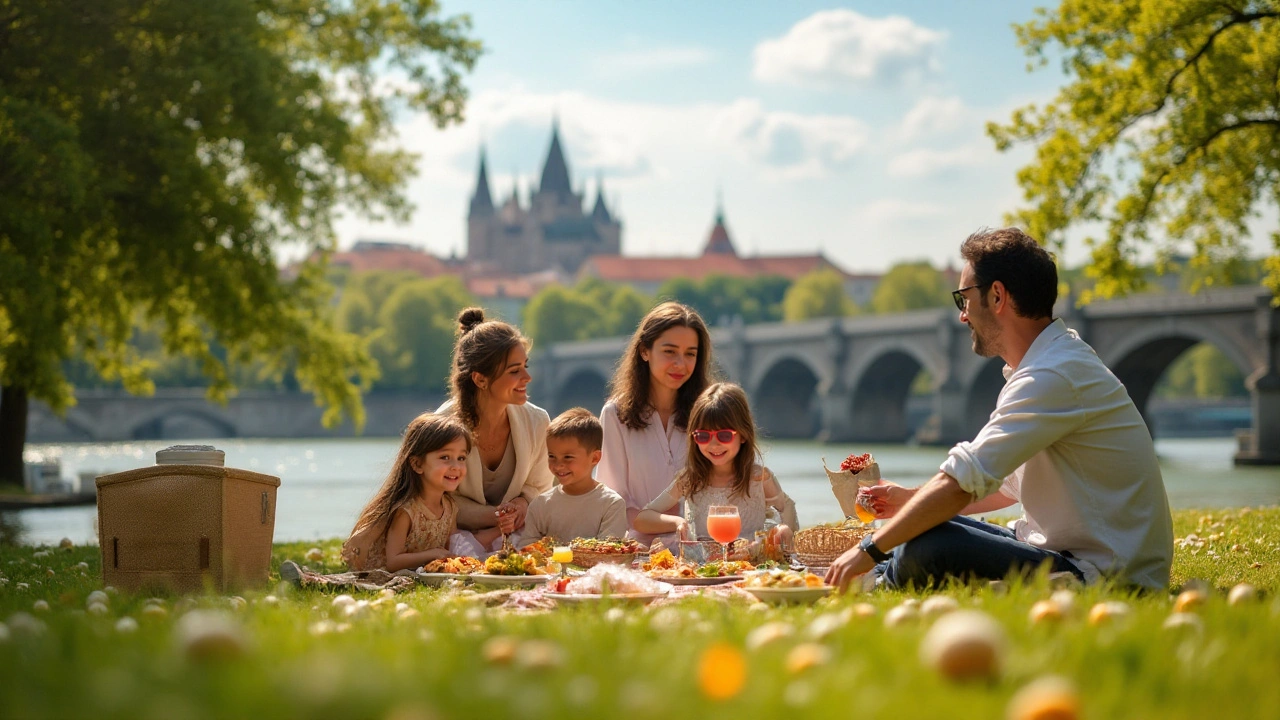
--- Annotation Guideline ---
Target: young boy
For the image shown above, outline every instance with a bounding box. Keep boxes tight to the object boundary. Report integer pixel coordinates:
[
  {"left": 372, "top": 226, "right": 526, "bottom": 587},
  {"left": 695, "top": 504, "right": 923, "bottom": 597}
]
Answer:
[{"left": 514, "top": 407, "right": 628, "bottom": 545}]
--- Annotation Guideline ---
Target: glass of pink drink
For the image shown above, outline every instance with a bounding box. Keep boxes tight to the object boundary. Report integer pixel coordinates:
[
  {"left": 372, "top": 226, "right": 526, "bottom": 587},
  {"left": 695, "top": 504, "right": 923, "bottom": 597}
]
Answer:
[{"left": 706, "top": 505, "right": 741, "bottom": 563}]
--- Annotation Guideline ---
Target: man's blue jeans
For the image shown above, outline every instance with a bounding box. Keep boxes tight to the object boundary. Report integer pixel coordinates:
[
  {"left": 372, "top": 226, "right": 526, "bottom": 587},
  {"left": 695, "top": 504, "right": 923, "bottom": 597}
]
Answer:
[{"left": 877, "top": 515, "right": 1084, "bottom": 589}]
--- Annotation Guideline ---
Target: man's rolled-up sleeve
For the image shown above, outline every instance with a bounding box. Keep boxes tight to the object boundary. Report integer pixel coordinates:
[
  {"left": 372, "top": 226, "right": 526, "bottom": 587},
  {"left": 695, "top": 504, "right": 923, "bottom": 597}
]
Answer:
[{"left": 940, "top": 369, "right": 1084, "bottom": 501}]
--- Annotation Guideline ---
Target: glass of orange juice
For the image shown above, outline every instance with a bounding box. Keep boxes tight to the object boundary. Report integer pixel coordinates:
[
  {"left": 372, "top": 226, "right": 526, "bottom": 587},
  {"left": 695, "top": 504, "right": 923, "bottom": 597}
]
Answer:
[
  {"left": 552, "top": 545, "right": 573, "bottom": 578},
  {"left": 706, "top": 505, "right": 741, "bottom": 563},
  {"left": 854, "top": 490, "right": 877, "bottom": 524}
]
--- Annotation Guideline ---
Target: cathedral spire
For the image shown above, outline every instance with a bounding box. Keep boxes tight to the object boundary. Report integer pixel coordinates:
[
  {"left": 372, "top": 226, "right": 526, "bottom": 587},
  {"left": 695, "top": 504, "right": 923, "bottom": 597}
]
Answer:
[
  {"left": 591, "top": 173, "right": 612, "bottom": 223},
  {"left": 703, "top": 189, "right": 737, "bottom": 256},
  {"left": 538, "top": 118, "right": 573, "bottom": 200},
  {"left": 469, "top": 146, "right": 494, "bottom": 217}
]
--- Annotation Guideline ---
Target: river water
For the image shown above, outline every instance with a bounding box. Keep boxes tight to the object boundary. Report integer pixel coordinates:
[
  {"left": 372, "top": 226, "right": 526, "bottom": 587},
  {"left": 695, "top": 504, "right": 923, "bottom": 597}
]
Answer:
[{"left": 6, "top": 437, "right": 1279, "bottom": 546}]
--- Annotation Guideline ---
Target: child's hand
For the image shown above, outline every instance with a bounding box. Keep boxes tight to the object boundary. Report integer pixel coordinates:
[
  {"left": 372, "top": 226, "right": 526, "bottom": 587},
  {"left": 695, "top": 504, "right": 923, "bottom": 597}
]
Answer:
[{"left": 675, "top": 519, "right": 692, "bottom": 541}]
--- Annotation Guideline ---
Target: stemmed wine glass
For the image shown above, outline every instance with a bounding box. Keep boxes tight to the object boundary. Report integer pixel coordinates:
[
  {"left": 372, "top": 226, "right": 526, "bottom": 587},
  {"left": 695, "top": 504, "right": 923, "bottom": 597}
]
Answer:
[{"left": 706, "top": 505, "right": 741, "bottom": 564}]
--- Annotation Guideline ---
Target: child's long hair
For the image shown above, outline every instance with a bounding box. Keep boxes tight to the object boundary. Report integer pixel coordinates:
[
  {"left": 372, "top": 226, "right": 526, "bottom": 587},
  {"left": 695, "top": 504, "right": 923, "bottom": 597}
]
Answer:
[
  {"left": 449, "top": 307, "right": 531, "bottom": 429},
  {"left": 349, "top": 413, "right": 473, "bottom": 541},
  {"left": 677, "top": 383, "right": 760, "bottom": 500},
  {"left": 608, "top": 301, "right": 713, "bottom": 431}
]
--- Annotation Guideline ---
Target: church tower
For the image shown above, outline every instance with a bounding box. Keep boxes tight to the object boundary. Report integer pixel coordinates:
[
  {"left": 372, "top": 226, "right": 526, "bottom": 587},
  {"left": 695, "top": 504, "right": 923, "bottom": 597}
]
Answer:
[{"left": 466, "top": 146, "right": 495, "bottom": 263}]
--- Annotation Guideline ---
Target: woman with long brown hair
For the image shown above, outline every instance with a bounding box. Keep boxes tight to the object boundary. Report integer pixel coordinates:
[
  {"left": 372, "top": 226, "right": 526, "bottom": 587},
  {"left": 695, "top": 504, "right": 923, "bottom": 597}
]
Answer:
[
  {"left": 438, "top": 307, "right": 554, "bottom": 538},
  {"left": 597, "top": 301, "right": 714, "bottom": 544}
]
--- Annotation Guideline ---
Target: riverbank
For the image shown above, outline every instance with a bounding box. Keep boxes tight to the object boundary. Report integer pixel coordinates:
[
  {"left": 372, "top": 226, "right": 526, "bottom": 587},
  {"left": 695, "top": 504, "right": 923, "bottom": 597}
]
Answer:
[{"left": 2, "top": 508, "right": 1278, "bottom": 720}]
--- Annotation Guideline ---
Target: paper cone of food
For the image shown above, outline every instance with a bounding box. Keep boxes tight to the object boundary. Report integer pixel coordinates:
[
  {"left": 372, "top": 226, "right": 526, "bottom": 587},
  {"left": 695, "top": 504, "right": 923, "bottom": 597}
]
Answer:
[{"left": 822, "top": 453, "right": 880, "bottom": 519}]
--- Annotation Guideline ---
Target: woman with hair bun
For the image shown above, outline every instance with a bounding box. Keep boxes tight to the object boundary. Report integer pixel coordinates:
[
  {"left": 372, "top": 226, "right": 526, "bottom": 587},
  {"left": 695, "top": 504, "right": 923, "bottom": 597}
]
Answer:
[{"left": 437, "top": 307, "right": 554, "bottom": 539}]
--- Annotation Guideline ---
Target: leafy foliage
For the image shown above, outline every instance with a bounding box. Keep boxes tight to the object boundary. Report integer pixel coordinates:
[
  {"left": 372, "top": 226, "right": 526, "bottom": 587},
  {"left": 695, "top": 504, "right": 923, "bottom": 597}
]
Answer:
[
  {"left": 0, "top": 0, "right": 481, "bottom": 451},
  {"left": 989, "top": 0, "right": 1280, "bottom": 301},
  {"left": 870, "top": 261, "right": 953, "bottom": 314},
  {"left": 782, "top": 269, "right": 857, "bottom": 321},
  {"left": 656, "top": 275, "right": 791, "bottom": 326}
]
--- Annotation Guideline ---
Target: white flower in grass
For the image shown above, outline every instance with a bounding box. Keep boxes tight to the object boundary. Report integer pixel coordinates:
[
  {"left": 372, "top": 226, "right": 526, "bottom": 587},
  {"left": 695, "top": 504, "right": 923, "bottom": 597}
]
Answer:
[
  {"left": 807, "top": 612, "right": 846, "bottom": 640},
  {"left": 516, "top": 639, "right": 564, "bottom": 669},
  {"left": 746, "top": 621, "right": 794, "bottom": 650},
  {"left": 1028, "top": 600, "right": 1064, "bottom": 625},
  {"left": 1087, "top": 601, "right": 1130, "bottom": 626},
  {"left": 921, "top": 596, "right": 959, "bottom": 618},
  {"left": 176, "top": 610, "right": 248, "bottom": 662},
  {"left": 32, "top": 600, "right": 50, "bottom": 613},
  {"left": 115, "top": 617, "right": 139, "bottom": 634},
  {"left": 6, "top": 612, "right": 47, "bottom": 637},
  {"left": 1049, "top": 589, "right": 1076, "bottom": 615},
  {"left": 305, "top": 548, "right": 324, "bottom": 563},
  {"left": 1228, "top": 583, "right": 1258, "bottom": 606},
  {"left": 330, "top": 594, "right": 355, "bottom": 611},
  {"left": 87, "top": 603, "right": 109, "bottom": 616},
  {"left": 884, "top": 603, "right": 920, "bottom": 627},
  {"left": 86, "top": 591, "right": 109, "bottom": 607},
  {"left": 919, "top": 610, "right": 1006, "bottom": 682}
]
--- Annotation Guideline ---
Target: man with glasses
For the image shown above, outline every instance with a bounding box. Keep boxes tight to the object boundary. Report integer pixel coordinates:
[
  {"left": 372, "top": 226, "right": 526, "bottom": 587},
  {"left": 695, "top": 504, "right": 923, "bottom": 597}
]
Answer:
[{"left": 827, "top": 227, "right": 1173, "bottom": 592}]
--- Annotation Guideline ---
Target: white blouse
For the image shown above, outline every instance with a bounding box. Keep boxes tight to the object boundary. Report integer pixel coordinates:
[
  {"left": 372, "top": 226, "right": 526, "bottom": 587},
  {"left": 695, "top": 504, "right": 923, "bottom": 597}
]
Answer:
[{"left": 597, "top": 401, "right": 688, "bottom": 541}]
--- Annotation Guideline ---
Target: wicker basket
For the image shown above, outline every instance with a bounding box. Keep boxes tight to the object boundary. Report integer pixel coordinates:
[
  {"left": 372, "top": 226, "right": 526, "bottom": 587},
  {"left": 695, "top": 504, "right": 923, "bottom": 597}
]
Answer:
[
  {"left": 96, "top": 463, "right": 279, "bottom": 593},
  {"left": 822, "top": 457, "right": 880, "bottom": 518},
  {"left": 793, "top": 525, "right": 873, "bottom": 567},
  {"left": 570, "top": 550, "right": 636, "bottom": 568}
]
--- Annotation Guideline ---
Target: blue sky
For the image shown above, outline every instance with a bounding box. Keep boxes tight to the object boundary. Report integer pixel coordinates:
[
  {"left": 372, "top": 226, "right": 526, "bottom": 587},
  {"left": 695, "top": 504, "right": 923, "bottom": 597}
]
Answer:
[{"left": 330, "top": 2, "right": 1273, "bottom": 274}]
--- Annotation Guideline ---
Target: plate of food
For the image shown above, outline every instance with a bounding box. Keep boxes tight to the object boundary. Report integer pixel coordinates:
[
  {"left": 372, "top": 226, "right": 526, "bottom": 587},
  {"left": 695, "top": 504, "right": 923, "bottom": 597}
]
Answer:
[
  {"left": 642, "top": 550, "right": 751, "bottom": 585},
  {"left": 468, "top": 550, "right": 553, "bottom": 586},
  {"left": 570, "top": 537, "right": 644, "bottom": 567},
  {"left": 545, "top": 564, "right": 671, "bottom": 604},
  {"left": 416, "top": 572, "right": 469, "bottom": 587},
  {"left": 468, "top": 573, "right": 552, "bottom": 587},
  {"left": 740, "top": 569, "right": 832, "bottom": 604}
]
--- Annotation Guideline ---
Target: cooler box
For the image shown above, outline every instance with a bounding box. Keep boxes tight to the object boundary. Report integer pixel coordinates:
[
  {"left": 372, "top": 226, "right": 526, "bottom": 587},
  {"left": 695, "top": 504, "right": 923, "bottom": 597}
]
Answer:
[{"left": 96, "top": 463, "right": 280, "bottom": 593}]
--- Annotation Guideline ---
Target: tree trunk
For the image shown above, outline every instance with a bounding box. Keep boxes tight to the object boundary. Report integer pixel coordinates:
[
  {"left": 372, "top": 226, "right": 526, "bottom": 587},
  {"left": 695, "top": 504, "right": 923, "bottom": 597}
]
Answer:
[{"left": 0, "top": 385, "right": 29, "bottom": 487}]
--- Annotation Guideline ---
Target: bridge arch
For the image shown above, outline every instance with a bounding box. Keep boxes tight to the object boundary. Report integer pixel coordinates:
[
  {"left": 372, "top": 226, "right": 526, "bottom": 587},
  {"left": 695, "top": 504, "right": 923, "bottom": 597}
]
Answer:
[
  {"left": 963, "top": 358, "right": 1007, "bottom": 437},
  {"left": 751, "top": 356, "right": 822, "bottom": 439},
  {"left": 552, "top": 368, "right": 611, "bottom": 417},
  {"left": 1102, "top": 323, "right": 1255, "bottom": 422},
  {"left": 848, "top": 346, "right": 936, "bottom": 442},
  {"left": 130, "top": 408, "right": 237, "bottom": 440}
]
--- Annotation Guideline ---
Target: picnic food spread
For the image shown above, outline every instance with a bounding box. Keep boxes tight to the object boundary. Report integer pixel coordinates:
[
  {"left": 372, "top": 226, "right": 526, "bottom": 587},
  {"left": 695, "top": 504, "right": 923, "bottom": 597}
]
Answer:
[
  {"left": 743, "top": 569, "right": 825, "bottom": 588},
  {"left": 569, "top": 537, "right": 644, "bottom": 555},
  {"left": 482, "top": 550, "right": 551, "bottom": 576},
  {"left": 421, "top": 556, "right": 483, "bottom": 574},
  {"left": 840, "top": 452, "right": 875, "bottom": 473},
  {"left": 550, "top": 563, "right": 667, "bottom": 596}
]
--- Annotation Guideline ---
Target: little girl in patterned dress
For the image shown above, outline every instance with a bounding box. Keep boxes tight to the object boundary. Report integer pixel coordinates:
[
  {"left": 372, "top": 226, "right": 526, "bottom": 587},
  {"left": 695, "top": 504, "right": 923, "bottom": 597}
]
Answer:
[{"left": 342, "top": 412, "right": 502, "bottom": 572}]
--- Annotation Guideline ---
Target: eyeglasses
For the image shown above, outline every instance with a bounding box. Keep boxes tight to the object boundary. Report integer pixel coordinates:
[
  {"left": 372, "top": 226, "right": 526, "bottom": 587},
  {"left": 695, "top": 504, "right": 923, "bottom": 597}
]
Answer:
[
  {"left": 691, "top": 429, "right": 738, "bottom": 445},
  {"left": 951, "top": 283, "right": 989, "bottom": 312}
]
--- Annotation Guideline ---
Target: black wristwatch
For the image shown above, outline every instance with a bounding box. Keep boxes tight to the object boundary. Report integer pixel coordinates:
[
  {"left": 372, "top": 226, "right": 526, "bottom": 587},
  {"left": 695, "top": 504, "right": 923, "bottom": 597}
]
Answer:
[{"left": 859, "top": 534, "right": 890, "bottom": 563}]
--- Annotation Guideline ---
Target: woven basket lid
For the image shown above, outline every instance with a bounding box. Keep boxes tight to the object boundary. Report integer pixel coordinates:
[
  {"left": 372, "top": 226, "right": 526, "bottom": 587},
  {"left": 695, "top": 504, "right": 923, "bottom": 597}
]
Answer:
[{"left": 155, "top": 444, "right": 225, "bottom": 467}]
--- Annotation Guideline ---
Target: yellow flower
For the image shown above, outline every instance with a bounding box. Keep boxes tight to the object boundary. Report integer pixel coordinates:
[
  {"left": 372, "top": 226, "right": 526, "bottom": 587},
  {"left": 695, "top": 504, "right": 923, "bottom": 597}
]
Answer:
[{"left": 697, "top": 643, "right": 746, "bottom": 700}]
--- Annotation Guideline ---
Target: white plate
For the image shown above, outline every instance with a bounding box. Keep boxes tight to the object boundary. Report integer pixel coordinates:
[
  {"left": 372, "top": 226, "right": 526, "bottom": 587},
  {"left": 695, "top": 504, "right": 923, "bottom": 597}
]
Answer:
[
  {"left": 650, "top": 574, "right": 743, "bottom": 586},
  {"left": 544, "top": 591, "right": 667, "bottom": 605},
  {"left": 416, "top": 572, "right": 470, "bottom": 587},
  {"left": 467, "top": 573, "right": 553, "bottom": 587},
  {"left": 742, "top": 585, "right": 833, "bottom": 604}
]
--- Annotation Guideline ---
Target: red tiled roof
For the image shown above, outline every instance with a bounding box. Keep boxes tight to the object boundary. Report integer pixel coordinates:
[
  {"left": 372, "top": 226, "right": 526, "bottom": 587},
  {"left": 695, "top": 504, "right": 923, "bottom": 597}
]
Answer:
[
  {"left": 329, "top": 245, "right": 450, "bottom": 277},
  {"left": 579, "top": 253, "right": 850, "bottom": 283}
]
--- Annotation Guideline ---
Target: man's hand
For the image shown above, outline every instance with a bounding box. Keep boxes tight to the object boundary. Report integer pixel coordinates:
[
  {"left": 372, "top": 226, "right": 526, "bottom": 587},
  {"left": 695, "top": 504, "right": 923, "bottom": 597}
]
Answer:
[
  {"left": 824, "top": 545, "right": 877, "bottom": 592},
  {"left": 862, "top": 480, "right": 914, "bottom": 519}
]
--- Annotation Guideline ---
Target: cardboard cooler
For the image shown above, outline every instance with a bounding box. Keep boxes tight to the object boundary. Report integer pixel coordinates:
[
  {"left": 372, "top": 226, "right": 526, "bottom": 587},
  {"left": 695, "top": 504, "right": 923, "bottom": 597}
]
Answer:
[{"left": 96, "top": 462, "right": 280, "bottom": 593}]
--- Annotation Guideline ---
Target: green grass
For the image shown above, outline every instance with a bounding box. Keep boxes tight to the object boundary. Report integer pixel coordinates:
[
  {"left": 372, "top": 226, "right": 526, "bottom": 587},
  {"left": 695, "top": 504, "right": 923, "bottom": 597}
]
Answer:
[{"left": 3, "top": 507, "right": 1280, "bottom": 720}]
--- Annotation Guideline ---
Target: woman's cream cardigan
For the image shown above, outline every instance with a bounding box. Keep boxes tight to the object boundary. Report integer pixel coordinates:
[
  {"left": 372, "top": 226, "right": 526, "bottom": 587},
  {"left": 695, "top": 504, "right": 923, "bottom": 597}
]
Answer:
[{"left": 436, "top": 399, "right": 555, "bottom": 531}]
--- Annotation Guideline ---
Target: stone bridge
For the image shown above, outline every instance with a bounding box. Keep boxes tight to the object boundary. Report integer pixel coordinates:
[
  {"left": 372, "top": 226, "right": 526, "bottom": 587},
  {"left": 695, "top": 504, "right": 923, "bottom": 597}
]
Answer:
[
  {"left": 26, "top": 390, "right": 445, "bottom": 443},
  {"left": 529, "top": 287, "right": 1280, "bottom": 465}
]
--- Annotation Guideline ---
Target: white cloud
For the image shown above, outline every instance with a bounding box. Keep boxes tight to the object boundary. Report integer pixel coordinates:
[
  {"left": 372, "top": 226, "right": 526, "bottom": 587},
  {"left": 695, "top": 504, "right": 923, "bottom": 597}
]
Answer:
[
  {"left": 753, "top": 10, "right": 946, "bottom": 88},
  {"left": 596, "top": 46, "right": 715, "bottom": 74},
  {"left": 712, "top": 98, "right": 869, "bottom": 179},
  {"left": 888, "top": 143, "right": 989, "bottom": 178},
  {"left": 898, "top": 96, "right": 969, "bottom": 143}
]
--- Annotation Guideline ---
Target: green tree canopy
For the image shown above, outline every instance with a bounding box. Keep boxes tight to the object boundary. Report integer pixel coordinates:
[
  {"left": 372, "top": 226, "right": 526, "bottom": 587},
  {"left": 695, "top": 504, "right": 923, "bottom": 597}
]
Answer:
[
  {"left": 869, "top": 261, "right": 953, "bottom": 314},
  {"left": 372, "top": 276, "right": 474, "bottom": 391},
  {"left": 989, "top": 0, "right": 1280, "bottom": 301},
  {"left": 655, "top": 274, "right": 790, "bottom": 325},
  {"left": 522, "top": 286, "right": 601, "bottom": 347},
  {"left": 0, "top": 0, "right": 480, "bottom": 482},
  {"left": 782, "top": 269, "right": 857, "bottom": 321}
]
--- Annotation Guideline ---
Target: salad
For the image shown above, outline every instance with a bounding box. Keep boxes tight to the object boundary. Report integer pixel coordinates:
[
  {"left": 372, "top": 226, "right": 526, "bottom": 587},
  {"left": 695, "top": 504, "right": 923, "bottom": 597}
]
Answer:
[{"left": 743, "top": 569, "right": 825, "bottom": 588}]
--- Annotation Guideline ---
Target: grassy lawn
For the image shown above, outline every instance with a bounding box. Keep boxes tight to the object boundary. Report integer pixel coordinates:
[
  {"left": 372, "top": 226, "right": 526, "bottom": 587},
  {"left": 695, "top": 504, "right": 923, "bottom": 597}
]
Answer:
[{"left": 2, "top": 507, "right": 1279, "bottom": 720}]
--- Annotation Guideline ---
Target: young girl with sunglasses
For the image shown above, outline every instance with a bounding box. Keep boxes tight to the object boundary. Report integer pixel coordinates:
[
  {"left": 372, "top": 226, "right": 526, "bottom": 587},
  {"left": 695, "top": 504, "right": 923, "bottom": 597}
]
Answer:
[{"left": 633, "top": 383, "right": 798, "bottom": 554}]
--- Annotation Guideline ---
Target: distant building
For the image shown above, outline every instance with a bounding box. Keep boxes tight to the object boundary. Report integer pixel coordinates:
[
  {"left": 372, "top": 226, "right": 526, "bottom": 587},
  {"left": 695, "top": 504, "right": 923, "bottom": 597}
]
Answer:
[
  {"left": 329, "top": 240, "right": 452, "bottom": 277},
  {"left": 466, "top": 121, "right": 622, "bottom": 275},
  {"left": 578, "top": 201, "right": 877, "bottom": 303}
]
